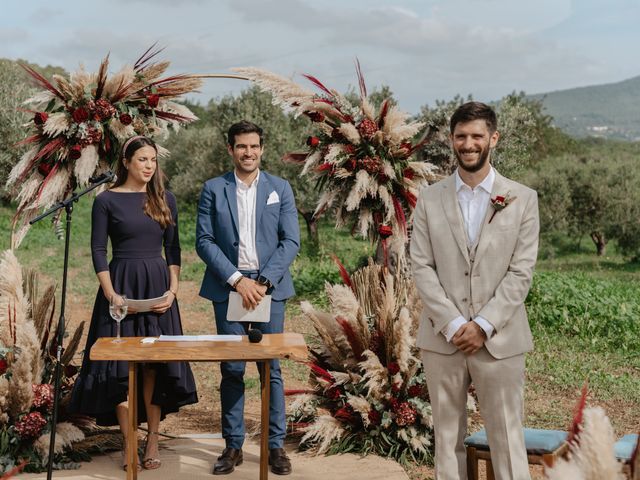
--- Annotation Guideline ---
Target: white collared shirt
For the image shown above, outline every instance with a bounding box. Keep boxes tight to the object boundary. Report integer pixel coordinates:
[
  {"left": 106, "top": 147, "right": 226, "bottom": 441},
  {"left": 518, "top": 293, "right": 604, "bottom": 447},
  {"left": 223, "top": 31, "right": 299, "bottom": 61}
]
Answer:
[
  {"left": 455, "top": 167, "right": 495, "bottom": 247},
  {"left": 443, "top": 167, "right": 496, "bottom": 342},
  {"left": 226, "top": 170, "right": 260, "bottom": 286}
]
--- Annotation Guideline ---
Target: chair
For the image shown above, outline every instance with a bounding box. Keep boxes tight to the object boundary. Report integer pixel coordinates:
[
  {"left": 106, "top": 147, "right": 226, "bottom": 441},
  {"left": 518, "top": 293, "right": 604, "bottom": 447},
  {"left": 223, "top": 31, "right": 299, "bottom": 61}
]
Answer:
[
  {"left": 464, "top": 428, "right": 569, "bottom": 480},
  {"left": 615, "top": 433, "right": 638, "bottom": 478}
]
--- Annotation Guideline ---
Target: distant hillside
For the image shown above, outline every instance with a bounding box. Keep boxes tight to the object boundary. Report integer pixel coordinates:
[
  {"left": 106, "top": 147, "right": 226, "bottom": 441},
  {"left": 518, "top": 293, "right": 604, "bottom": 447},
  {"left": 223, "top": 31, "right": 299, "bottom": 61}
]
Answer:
[{"left": 530, "top": 75, "right": 640, "bottom": 141}]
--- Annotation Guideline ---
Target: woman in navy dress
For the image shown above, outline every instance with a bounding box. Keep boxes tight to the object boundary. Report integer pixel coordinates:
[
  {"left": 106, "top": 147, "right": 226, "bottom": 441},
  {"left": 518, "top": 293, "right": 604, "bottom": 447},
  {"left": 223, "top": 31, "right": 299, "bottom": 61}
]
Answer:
[{"left": 69, "top": 135, "right": 198, "bottom": 470}]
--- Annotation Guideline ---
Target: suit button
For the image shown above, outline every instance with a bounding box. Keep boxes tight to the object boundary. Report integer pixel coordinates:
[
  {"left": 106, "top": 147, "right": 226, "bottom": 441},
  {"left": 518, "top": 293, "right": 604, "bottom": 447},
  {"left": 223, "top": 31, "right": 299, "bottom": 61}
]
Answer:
[
  {"left": 462, "top": 298, "right": 468, "bottom": 302},
  {"left": 464, "top": 271, "right": 469, "bottom": 276}
]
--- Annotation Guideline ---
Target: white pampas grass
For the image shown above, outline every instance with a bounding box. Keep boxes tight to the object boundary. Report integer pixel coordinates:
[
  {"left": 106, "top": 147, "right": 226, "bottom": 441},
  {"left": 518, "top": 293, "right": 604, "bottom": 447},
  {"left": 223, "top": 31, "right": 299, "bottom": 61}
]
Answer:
[
  {"left": 346, "top": 170, "right": 376, "bottom": 212},
  {"left": 6, "top": 148, "right": 37, "bottom": 188},
  {"left": 383, "top": 106, "right": 425, "bottom": 144},
  {"left": 23, "top": 90, "right": 55, "bottom": 107},
  {"left": 393, "top": 307, "right": 413, "bottom": 374},
  {"left": 108, "top": 117, "right": 136, "bottom": 141},
  {"left": 339, "top": 123, "right": 361, "bottom": 145},
  {"left": 325, "top": 144, "right": 345, "bottom": 165},
  {"left": 38, "top": 165, "right": 70, "bottom": 210},
  {"left": 301, "top": 415, "right": 346, "bottom": 454},
  {"left": 347, "top": 394, "right": 372, "bottom": 426},
  {"left": 232, "top": 67, "right": 316, "bottom": 114},
  {"left": 34, "top": 422, "right": 85, "bottom": 460},
  {"left": 43, "top": 112, "right": 70, "bottom": 137},
  {"left": 74, "top": 145, "right": 99, "bottom": 187},
  {"left": 358, "top": 350, "right": 389, "bottom": 399},
  {"left": 301, "top": 150, "right": 322, "bottom": 177},
  {"left": 545, "top": 407, "right": 625, "bottom": 480}
]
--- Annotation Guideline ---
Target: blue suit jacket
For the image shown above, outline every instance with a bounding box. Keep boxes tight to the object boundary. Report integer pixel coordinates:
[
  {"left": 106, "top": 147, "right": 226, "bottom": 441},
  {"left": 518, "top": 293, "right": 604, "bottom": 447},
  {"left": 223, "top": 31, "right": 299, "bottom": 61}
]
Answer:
[{"left": 196, "top": 171, "right": 300, "bottom": 302}]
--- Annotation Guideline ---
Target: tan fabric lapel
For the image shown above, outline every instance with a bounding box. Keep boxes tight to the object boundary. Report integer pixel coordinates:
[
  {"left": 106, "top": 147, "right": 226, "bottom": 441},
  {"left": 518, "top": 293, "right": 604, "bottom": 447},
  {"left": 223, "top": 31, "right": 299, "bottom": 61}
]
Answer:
[
  {"left": 440, "top": 174, "right": 470, "bottom": 265},
  {"left": 474, "top": 171, "right": 508, "bottom": 263}
]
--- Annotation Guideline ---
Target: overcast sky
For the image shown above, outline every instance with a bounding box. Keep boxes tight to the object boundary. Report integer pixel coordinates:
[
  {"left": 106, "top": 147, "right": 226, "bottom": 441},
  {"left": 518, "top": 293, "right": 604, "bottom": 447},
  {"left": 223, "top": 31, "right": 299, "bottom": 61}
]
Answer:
[{"left": 1, "top": 0, "right": 637, "bottom": 113}]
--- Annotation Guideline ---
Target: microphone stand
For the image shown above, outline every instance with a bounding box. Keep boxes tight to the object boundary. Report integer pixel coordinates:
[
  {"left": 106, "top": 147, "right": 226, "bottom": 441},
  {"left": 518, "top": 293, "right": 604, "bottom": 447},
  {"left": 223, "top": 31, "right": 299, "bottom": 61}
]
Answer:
[{"left": 29, "top": 171, "right": 115, "bottom": 480}]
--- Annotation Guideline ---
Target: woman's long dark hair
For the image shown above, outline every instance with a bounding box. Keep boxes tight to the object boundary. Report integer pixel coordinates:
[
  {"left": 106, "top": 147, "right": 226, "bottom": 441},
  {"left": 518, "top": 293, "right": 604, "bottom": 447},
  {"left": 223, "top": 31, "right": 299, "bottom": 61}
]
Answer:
[{"left": 112, "top": 136, "right": 173, "bottom": 228}]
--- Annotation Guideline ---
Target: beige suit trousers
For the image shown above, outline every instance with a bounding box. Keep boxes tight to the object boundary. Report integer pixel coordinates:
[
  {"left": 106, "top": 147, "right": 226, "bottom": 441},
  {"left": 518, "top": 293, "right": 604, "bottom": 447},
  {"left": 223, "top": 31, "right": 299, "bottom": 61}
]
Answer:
[{"left": 421, "top": 348, "right": 530, "bottom": 480}]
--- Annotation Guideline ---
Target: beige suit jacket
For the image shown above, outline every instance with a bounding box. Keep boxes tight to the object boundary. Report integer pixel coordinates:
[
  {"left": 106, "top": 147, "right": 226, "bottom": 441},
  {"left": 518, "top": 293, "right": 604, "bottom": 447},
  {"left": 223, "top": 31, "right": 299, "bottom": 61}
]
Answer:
[{"left": 410, "top": 171, "right": 539, "bottom": 359}]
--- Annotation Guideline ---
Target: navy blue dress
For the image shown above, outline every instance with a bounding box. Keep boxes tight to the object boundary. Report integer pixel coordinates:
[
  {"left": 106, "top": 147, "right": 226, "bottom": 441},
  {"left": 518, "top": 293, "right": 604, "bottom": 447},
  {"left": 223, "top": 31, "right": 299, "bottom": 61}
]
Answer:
[{"left": 69, "top": 190, "right": 198, "bottom": 426}]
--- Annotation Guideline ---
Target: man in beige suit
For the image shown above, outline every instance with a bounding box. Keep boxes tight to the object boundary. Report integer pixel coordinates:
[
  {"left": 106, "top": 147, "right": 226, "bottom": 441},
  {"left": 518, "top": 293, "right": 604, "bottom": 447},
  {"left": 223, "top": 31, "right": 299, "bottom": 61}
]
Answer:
[{"left": 410, "top": 102, "right": 539, "bottom": 480}]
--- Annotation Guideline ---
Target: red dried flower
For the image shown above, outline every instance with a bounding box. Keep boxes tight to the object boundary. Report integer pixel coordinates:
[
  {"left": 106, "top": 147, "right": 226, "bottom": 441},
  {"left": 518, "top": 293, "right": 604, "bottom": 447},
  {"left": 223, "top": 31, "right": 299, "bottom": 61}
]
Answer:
[
  {"left": 387, "top": 362, "right": 400, "bottom": 375},
  {"left": 378, "top": 224, "right": 393, "bottom": 239},
  {"left": 343, "top": 144, "right": 356, "bottom": 155},
  {"left": 14, "top": 411, "right": 47, "bottom": 439},
  {"left": 0, "top": 358, "right": 7, "bottom": 375},
  {"left": 72, "top": 107, "right": 89, "bottom": 124},
  {"left": 32, "top": 383, "right": 54, "bottom": 412},
  {"left": 326, "top": 386, "right": 342, "bottom": 400},
  {"left": 357, "top": 118, "right": 378, "bottom": 139},
  {"left": 391, "top": 382, "right": 401, "bottom": 394},
  {"left": 69, "top": 145, "right": 83, "bottom": 160},
  {"left": 368, "top": 409, "right": 382, "bottom": 425},
  {"left": 93, "top": 99, "right": 116, "bottom": 121},
  {"left": 146, "top": 94, "right": 160, "bottom": 108},
  {"left": 398, "top": 142, "right": 412, "bottom": 158},
  {"left": 408, "top": 384, "right": 423, "bottom": 398},
  {"left": 316, "top": 162, "right": 334, "bottom": 175},
  {"left": 377, "top": 173, "right": 389, "bottom": 184},
  {"left": 359, "top": 156, "right": 382, "bottom": 175},
  {"left": 306, "top": 136, "right": 320, "bottom": 147},
  {"left": 305, "top": 111, "right": 325, "bottom": 123},
  {"left": 394, "top": 401, "right": 417, "bottom": 426},
  {"left": 33, "top": 112, "right": 48, "bottom": 126},
  {"left": 87, "top": 127, "right": 103, "bottom": 144},
  {"left": 119, "top": 113, "right": 133, "bottom": 125},
  {"left": 402, "top": 167, "right": 415, "bottom": 180},
  {"left": 37, "top": 162, "right": 54, "bottom": 177},
  {"left": 344, "top": 158, "right": 357, "bottom": 171}
]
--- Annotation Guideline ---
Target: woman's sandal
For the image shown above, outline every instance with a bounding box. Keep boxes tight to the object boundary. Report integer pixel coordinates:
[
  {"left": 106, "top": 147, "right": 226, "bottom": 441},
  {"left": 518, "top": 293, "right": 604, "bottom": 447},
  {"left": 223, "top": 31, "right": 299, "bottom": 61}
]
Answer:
[
  {"left": 121, "top": 448, "right": 142, "bottom": 472},
  {"left": 142, "top": 431, "right": 162, "bottom": 470}
]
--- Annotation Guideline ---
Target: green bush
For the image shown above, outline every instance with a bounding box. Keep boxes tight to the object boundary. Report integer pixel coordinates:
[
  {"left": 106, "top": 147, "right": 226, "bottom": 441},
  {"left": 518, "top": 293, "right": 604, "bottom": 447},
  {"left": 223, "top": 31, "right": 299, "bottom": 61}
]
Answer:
[{"left": 526, "top": 271, "right": 640, "bottom": 352}]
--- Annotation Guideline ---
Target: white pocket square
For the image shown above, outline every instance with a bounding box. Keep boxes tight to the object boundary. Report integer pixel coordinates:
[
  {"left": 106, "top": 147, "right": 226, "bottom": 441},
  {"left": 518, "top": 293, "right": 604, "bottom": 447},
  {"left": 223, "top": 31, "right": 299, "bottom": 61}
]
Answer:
[{"left": 267, "top": 191, "right": 280, "bottom": 205}]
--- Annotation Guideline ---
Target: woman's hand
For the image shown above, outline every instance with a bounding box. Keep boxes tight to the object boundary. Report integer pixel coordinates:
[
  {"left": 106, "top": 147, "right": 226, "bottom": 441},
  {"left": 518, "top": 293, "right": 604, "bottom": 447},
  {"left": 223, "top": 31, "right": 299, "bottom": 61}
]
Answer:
[{"left": 150, "top": 290, "right": 175, "bottom": 314}]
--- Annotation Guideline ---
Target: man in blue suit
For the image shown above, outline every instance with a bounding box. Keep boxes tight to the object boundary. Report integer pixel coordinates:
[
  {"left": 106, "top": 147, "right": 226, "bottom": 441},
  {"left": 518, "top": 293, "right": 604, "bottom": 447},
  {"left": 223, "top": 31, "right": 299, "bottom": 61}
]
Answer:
[{"left": 196, "top": 120, "right": 300, "bottom": 475}]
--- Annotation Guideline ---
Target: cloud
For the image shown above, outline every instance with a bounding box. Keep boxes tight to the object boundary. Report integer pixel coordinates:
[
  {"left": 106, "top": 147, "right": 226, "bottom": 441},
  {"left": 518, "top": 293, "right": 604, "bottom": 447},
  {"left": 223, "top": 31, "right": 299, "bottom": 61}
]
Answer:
[
  {"left": 0, "top": 28, "right": 30, "bottom": 46},
  {"left": 29, "top": 7, "right": 63, "bottom": 23}
]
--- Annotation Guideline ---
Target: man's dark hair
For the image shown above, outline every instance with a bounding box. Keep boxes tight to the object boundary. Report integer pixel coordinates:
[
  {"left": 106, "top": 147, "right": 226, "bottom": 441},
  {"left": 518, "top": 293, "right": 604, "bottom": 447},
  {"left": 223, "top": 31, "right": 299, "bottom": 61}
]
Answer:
[
  {"left": 227, "top": 120, "right": 264, "bottom": 147},
  {"left": 450, "top": 101, "right": 497, "bottom": 134}
]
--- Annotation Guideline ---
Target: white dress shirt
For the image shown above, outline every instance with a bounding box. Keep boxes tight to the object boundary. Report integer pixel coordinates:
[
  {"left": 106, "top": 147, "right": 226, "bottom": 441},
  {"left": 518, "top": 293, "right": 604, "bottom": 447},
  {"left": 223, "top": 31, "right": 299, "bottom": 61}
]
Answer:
[
  {"left": 443, "top": 167, "right": 496, "bottom": 342},
  {"left": 227, "top": 170, "right": 260, "bottom": 286}
]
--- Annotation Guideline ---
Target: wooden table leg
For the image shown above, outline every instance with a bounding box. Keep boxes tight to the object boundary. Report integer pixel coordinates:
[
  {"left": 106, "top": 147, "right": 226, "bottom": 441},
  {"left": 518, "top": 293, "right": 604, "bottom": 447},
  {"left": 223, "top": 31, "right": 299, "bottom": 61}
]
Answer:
[
  {"left": 127, "top": 361, "right": 138, "bottom": 480},
  {"left": 260, "top": 361, "right": 271, "bottom": 480}
]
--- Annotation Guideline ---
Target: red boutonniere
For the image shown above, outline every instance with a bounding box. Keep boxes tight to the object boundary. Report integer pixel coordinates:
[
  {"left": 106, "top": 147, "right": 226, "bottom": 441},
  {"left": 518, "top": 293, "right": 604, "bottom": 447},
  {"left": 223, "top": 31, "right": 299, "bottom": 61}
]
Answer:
[{"left": 489, "top": 193, "right": 516, "bottom": 223}]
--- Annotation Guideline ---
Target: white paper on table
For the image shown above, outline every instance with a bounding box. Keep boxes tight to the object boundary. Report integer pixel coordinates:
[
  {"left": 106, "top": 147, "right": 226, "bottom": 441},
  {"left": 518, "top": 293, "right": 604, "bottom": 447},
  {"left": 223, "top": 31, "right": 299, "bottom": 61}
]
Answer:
[
  {"left": 125, "top": 294, "right": 169, "bottom": 313},
  {"left": 227, "top": 292, "right": 271, "bottom": 322},
  {"left": 157, "top": 334, "right": 242, "bottom": 342}
]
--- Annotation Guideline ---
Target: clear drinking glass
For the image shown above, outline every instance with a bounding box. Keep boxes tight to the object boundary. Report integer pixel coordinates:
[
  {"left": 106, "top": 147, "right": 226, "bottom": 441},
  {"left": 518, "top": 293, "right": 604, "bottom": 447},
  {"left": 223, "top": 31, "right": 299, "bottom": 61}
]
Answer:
[{"left": 109, "top": 294, "right": 128, "bottom": 343}]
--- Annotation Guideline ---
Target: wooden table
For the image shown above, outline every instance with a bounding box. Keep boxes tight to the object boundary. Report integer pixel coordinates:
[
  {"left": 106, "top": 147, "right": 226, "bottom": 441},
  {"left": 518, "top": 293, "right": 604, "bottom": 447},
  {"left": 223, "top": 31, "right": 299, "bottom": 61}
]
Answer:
[{"left": 90, "top": 333, "right": 308, "bottom": 480}]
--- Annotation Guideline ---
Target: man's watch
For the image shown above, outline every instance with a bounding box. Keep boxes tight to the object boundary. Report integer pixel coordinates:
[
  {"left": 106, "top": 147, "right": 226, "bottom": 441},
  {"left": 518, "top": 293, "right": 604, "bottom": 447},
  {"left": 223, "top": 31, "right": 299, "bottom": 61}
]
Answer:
[{"left": 257, "top": 275, "right": 273, "bottom": 289}]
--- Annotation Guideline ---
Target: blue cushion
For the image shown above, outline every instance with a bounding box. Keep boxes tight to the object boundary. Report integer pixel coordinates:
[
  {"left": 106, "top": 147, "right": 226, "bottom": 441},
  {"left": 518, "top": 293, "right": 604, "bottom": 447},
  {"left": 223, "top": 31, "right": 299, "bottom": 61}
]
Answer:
[
  {"left": 464, "top": 428, "right": 568, "bottom": 455},
  {"left": 614, "top": 434, "right": 639, "bottom": 461}
]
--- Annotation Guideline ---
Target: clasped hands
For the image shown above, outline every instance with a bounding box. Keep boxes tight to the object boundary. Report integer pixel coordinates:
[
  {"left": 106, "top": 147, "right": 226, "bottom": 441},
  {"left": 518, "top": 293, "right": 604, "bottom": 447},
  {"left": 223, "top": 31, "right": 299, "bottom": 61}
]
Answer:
[
  {"left": 452, "top": 321, "right": 486, "bottom": 355},
  {"left": 235, "top": 277, "right": 268, "bottom": 310}
]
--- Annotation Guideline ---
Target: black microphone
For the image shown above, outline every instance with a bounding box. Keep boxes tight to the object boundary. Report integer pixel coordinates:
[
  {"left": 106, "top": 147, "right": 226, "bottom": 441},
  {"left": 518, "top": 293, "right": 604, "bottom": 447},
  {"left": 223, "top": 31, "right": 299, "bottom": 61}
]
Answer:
[
  {"left": 248, "top": 329, "right": 263, "bottom": 343},
  {"left": 89, "top": 171, "right": 116, "bottom": 184}
]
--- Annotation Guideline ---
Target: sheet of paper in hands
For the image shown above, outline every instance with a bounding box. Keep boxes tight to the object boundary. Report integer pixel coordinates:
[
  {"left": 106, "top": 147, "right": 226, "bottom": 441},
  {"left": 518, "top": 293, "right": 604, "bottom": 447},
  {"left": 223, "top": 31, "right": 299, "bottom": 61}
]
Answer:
[
  {"left": 227, "top": 291, "right": 271, "bottom": 322},
  {"left": 125, "top": 294, "right": 169, "bottom": 313}
]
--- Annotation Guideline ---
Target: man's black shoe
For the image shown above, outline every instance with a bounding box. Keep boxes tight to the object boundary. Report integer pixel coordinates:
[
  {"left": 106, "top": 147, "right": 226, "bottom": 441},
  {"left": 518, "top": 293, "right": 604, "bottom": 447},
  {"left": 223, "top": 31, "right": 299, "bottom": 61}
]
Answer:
[
  {"left": 268, "top": 448, "right": 292, "bottom": 475},
  {"left": 212, "top": 448, "right": 243, "bottom": 475}
]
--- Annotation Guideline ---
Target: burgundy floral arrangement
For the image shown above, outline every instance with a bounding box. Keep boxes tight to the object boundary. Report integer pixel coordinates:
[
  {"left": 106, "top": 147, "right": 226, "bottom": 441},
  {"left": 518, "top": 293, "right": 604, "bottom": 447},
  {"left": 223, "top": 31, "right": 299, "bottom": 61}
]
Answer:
[
  {"left": 233, "top": 63, "right": 438, "bottom": 249},
  {"left": 6, "top": 45, "right": 202, "bottom": 247}
]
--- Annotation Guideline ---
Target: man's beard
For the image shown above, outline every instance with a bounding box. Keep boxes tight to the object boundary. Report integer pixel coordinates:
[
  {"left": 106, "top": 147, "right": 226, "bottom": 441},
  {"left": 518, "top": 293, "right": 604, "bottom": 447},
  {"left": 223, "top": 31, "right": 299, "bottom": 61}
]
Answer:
[{"left": 455, "top": 145, "right": 491, "bottom": 173}]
